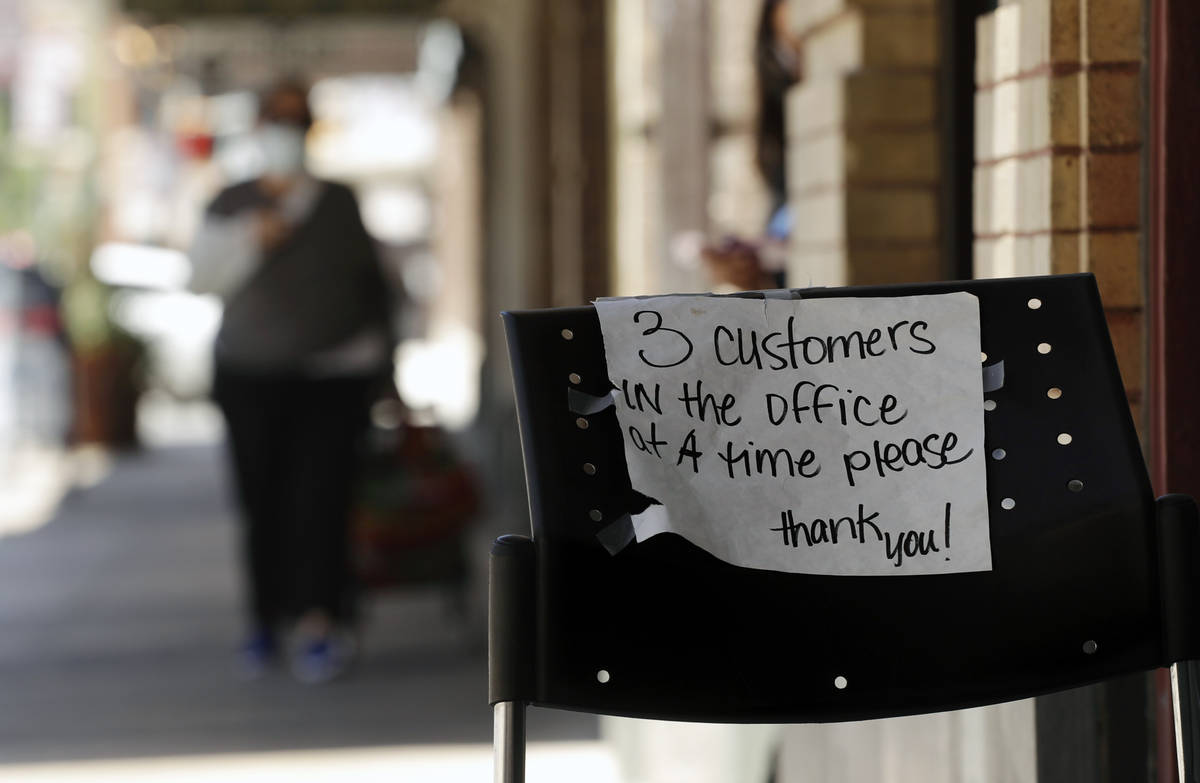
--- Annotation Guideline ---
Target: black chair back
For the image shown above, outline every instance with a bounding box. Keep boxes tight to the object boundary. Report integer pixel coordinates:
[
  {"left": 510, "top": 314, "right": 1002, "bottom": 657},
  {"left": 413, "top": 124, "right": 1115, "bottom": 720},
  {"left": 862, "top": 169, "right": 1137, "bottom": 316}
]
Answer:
[{"left": 492, "top": 274, "right": 1199, "bottom": 726}]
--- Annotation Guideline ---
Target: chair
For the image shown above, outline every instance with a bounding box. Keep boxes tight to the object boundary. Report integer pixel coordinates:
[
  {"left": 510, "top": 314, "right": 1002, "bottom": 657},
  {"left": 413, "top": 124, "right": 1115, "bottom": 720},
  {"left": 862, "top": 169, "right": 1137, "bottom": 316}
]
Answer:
[{"left": 491, "top": 273, "right": 1200, "bottom": 783}]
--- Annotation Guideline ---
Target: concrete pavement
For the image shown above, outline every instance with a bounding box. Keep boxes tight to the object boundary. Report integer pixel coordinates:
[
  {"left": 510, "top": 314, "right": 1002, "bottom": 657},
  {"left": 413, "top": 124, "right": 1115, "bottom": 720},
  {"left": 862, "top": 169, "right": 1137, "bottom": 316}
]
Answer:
[{"left": 0, "top": 445, "right": 597, "bottom": 765}]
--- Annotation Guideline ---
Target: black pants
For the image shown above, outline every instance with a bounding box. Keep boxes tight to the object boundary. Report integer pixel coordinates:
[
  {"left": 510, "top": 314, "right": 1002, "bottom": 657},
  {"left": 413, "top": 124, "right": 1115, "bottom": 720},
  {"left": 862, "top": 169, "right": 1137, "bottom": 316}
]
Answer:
[{"left": 214, "top": 366, "right": 372, "bottom": 630}]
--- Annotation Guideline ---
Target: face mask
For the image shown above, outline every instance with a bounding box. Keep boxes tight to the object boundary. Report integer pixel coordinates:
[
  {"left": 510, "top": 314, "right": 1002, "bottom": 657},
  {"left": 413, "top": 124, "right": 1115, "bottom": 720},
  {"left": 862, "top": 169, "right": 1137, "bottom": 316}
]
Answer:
[{"left": 256, "top": 123, "right": 307, "bottom": 177}]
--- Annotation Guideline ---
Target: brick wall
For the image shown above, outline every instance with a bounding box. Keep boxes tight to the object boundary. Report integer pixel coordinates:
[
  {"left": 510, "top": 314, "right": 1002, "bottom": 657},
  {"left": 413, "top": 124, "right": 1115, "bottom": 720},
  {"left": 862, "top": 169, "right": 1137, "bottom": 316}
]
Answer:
[
  {"left": 974, "top": 0, "right": 1145, "bottom": 435},
  {"left": 786, "top": 0, "right": 943, "bottom": 286}
]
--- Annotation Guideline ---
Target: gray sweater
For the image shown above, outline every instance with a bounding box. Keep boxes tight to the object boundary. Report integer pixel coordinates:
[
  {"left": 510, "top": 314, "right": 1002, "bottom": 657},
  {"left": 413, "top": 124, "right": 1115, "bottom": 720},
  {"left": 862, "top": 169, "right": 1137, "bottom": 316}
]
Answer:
[{"left": 201, "top": 179, "right": 393, "bottom": 374}]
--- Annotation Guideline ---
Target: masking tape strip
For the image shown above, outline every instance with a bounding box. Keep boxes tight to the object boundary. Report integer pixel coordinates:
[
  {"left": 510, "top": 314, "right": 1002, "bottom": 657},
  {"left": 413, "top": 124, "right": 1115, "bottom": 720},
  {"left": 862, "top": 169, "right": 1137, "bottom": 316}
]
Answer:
[
  {"left": 568, "top": 387, "right": 616, "bottom": 415},
  {"left": 596, "top": 513, "right": 636, "bottom": 555},
  {"left": 982, "top": 360, "right": 1005, "bottom": 393}
]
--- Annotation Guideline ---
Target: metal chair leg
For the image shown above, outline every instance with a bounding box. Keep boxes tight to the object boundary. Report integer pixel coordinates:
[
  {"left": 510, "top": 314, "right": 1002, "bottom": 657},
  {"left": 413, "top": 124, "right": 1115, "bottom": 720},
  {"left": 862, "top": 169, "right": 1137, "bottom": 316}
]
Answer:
[
  {"left": 494, "top": 700, "right": 526, "bottom": 783},
  {"left": 1172, "top": 660, "right": 1200, "bottom": 782}
]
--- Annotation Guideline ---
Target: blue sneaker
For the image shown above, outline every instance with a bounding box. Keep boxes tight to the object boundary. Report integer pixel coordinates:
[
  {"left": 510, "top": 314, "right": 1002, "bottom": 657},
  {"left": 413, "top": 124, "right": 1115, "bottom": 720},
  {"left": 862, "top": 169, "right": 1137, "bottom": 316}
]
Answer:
[
  {"left": 236, "top": 630, "right": 277, "bottom": 680},
  {"left": 290, "top": 634, "right": 355, "bottom": 684}
]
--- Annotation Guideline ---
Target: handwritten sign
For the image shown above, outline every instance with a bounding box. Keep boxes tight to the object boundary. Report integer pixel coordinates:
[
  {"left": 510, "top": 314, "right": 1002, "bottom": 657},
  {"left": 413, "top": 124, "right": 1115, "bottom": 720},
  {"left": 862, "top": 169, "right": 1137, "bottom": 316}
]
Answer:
[{"left": 595, "top": 293, "right": 991, "bottom": 575}]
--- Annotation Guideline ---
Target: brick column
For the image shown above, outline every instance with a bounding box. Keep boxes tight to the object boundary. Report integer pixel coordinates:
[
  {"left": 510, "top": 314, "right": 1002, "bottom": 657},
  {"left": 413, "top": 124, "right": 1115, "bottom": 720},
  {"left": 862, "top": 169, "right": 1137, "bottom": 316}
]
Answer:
[
  {"left": 1082, "top": 0, "right": 1144, "bottom": 432},
  {"left": 785, "top": 0, "right": 942, "bottom": 286},
  {"left": 973, "top": 0, "right": 1144, "bottom": 434},
  {"left": 974, "top": 0, "right": 1083, "bottom": 280}
]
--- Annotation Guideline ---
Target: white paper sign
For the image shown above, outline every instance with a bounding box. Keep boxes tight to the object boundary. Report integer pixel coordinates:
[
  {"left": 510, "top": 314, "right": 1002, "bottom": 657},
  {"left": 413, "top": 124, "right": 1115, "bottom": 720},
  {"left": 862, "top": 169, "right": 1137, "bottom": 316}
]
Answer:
[{"left": 594, "top": 293, "right": 992, "bottom": 575}]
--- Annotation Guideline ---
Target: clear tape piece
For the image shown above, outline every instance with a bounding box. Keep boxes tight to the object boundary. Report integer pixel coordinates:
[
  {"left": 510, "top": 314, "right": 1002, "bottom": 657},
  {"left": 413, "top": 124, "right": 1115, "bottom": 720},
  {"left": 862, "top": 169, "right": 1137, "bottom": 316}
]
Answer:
[
  {"left": 982, "top": 360, "right": 1005, "bottom": 393},
  {"left": 595, "top": 288, "right": 818, "bottom": 305},
  {"left": 568, "top": 387, "right": 617, "bottom": 415},
  {"left": 596, "top": 514, "right": 637, "bottom": 555},
  {"left": 761, "top": 289, "right": 795, "bottom": 300}
]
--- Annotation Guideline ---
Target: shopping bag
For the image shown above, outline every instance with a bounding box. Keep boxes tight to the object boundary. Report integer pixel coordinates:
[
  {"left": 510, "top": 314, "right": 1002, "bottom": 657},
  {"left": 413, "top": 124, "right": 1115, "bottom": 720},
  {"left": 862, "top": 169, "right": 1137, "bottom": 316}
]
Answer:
[{"left": 351, "top": 412, "right": 479, "bottom": 588}]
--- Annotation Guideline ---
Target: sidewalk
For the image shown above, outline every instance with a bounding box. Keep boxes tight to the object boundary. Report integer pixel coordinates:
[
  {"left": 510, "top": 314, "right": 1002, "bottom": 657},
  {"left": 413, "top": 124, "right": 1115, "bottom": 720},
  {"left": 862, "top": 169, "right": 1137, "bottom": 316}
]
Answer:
[
  {"left": 0, "top": 446, "right": 108, "bottom": 540},
  {"left": 0, "top": 742, "right": 618, "bottom": 783},
  {"left": 0, "top": 445, "right": 598, "bottom": 766}
]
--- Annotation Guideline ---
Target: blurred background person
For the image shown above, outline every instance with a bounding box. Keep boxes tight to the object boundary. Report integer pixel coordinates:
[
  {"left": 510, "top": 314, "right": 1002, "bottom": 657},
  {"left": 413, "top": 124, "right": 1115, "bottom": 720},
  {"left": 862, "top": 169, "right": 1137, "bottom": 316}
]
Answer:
[
  {"left": 754, "top": 0, "right": 801, "bottom": 235},
  {"left": 0, "top": 231, "right": 71, "bottom": 450},
  {"left": 189, "top": 79, "right": 395, "bottom": 684},
  {"left": 700, "top": 0, "right": 800, "bottom": 294}
]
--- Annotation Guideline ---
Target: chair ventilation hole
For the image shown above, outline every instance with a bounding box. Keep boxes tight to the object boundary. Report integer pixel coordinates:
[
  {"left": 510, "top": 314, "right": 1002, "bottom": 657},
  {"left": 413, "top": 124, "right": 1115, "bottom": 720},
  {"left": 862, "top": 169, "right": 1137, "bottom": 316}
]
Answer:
[
  {"left": 1037, "top": 342, "right": 1052, "bottom": 354},
  {"left": 576, "top": 417, "right": 589, "bottom": 430},
  {"left": 981, "top": 352, "right": 988, "bottom": 363},
  {"left": 1083, "top": 640, "right": 1098, "bottom": 655},
  {"left": 561, "top": 328, "right": 575, "bottom": 340},
  {"left": 1001, "top": 497, "right": 1016, "bottom": 510},
  {"left": 589, "top": 509, "right": 603, "bottom": 522},
  {"left": 984, "top": 399, "right": 997, "bottom": 411},
  {"left": 834, "top": 676, "right": 848, "bottom": 690},
  {"left": 597, "top": 669, "right": 611, "bottom": 684},
  {"left": 1047, "top": 387, "right": 1063, "bottom": 399},
  {"left": 992, "top": 448, "right": 1006, "bottom": 460},
  {"left": 1057, "top": 433, "right": 1073, "bottom": 445},
  {"left": 582, "top": 462, "right": 597, "bottom": 475},
  {"left": 1028, "top": 298, "right": 1042, "bottom": 310},
  {"left": 569, "top": 372, "right": 582, "bottom": 384},
  {"left": 1068, "top": 479, "right": 1084, "bottom": 492}
]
